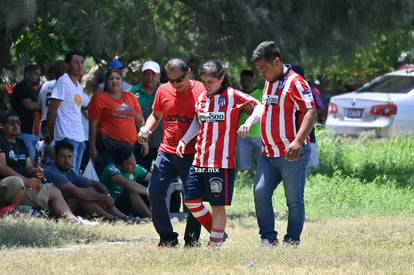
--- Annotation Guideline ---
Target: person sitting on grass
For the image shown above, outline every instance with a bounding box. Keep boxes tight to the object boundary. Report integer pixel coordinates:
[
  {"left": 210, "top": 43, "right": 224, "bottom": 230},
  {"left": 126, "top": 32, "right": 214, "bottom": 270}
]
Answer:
[
  {"left": 0, "top": 110, "right": 93, "bottom": 224},
  {"left": 44, "top": 139, "right": 134, "bottom": 222},
  {"left": 99, "top": 147, "right": 152, "bottom": 218}
]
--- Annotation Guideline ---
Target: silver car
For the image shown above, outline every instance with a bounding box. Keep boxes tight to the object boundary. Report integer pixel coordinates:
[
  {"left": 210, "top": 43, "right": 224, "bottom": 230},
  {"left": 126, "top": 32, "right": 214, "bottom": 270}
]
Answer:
[{"left": 325, "top": 69, "right": 414, "bottom": 137}]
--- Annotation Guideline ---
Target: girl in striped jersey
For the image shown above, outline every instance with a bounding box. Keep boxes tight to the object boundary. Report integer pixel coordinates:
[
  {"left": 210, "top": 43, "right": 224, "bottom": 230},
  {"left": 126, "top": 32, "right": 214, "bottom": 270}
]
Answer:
[{"left": 176, "top": 60, "right": 264, "bottom": 247}]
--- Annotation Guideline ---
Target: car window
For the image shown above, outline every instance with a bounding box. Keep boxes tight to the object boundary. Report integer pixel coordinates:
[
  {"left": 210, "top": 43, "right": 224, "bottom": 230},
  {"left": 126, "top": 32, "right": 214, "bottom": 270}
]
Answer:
[{"left": 357, "top": 75, "right": 414, "bottom": 94}]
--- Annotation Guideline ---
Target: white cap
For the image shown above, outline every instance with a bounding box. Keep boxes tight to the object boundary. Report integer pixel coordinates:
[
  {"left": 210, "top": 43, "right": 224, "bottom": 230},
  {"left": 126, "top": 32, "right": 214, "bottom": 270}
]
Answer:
[{"left": 142, "top": 61, "right": 160, "bottom": 74}]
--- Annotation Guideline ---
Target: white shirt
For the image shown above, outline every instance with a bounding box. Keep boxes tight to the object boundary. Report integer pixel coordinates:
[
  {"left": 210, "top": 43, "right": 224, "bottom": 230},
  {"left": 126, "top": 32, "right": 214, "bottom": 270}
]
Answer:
[
  {"left": 38, "top": 79, "right": 56, "bottom": 122},
  {"left": 51, "top": 73, "right": 85, "bottom": 142}
]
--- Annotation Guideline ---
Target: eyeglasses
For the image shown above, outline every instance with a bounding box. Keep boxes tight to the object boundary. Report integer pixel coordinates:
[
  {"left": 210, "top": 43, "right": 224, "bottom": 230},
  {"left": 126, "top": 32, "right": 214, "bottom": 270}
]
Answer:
[
  {"left": 6, "top": 120, "right": 21, "bottom": 126},
  {"left": 167, "top": 71, "right": 187, "bottom": 83}
]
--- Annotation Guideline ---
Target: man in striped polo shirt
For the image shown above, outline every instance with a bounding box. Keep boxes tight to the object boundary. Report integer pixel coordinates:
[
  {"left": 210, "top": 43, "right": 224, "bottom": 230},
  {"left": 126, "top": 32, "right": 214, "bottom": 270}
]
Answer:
[{"left": 252, "top": 41, "right": 317, "bottom": 247}]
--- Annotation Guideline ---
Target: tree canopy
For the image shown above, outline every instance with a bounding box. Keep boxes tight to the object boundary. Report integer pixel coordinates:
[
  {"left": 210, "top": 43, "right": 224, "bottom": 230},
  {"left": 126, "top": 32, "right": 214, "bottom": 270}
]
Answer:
[{"left": 1, "top": 0, "right": 414, "bottom": 83}]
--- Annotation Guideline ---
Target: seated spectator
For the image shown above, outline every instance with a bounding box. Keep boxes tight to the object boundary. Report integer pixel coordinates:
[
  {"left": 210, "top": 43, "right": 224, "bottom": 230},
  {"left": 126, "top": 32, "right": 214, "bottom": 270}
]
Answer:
[
  {"left": 34, "top": 121, "right": 54, "bottom": 168},
  {"left": 100, "top": 147, "right": 151, "bottom": 218},
  {"left": 0, "top": 176, "right": 25, "bottom": 211},
  {"left": 0, "top": 110, "right": 92, "bottom": 224},
  {"left": 44, "top": 140, "right": 133, "bottom": 222}
]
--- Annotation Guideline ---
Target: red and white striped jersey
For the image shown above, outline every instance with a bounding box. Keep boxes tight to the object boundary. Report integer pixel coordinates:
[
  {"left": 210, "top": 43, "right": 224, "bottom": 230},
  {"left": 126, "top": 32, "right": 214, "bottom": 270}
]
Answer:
[
  {"left": 261, "top": 68, "right": 315, "bottom": 158},
  {"left": 193, "top": 86, "right": 259, "bottom": 169}
]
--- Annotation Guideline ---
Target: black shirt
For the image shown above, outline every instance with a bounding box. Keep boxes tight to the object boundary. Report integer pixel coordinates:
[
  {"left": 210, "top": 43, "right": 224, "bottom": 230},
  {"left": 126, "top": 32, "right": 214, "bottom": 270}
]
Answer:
[
  {"left": 10, "top": 80, "right": 38, "bottom": 134},
  {"left": 0, "top": 135, "right": 29, "bottom": 177}
]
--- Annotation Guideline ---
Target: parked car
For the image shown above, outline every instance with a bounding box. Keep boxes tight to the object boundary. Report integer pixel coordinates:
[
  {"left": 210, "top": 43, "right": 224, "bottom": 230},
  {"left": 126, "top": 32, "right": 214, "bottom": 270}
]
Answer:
[{"left": 325, "top": 69, "right": 414, "bottom": 138}]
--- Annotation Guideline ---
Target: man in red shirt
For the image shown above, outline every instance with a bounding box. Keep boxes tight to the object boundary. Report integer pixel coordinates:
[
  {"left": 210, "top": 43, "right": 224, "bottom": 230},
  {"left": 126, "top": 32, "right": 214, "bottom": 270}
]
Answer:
[
  {"left": 252, "top": 41, "right": 317, "bottom": 247},
  {"left": 138, "top": 58, "right": 203, "bottom": 248}
]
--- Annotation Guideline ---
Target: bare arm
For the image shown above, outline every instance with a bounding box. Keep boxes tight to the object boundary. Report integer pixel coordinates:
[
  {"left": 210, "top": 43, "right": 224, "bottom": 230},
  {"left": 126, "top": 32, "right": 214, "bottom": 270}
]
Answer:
[
  {"left": 285, "top": 108, "right": 317, "bottom": 161},
  {"left": 137, "top": 110, "right": 163, "bottom": 144},
  {"left": 176, "top": 114, "right": 199, "bottom": 158},
  {"left": 135, "top": 113, "right": 149, "bottom": 156},
  {"left": 109, "top": 173, "right": 149, "bottom": 195},
  {"left": 87, "top": 179, "right": 109, "bottom": 194},
  {"left": 146, "top": 110, "right": 163, "bottom": 132},
  {"left": 46, "top": 98, "right": 62, "bottom": 141},
  {"left": 89, "top": 119, "right": 100, "bottom": 161},
  {"left": 238, "top": 104, "right": 264, "bottom": 138},
  {"left": 0, "top": 153, "right": 41, "bottom": 189},
  {"left": 21, "top": 98, "right": 41, "bottom": 111},
  {"left": 59, "top": 181, "right": 112, "bottom": 204}
]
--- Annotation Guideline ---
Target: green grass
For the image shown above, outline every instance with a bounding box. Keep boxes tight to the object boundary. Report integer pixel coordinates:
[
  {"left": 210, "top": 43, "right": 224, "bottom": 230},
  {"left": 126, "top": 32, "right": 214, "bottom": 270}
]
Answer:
[{"left": 0, "top": 131, "right": 413, "bottom": 273}]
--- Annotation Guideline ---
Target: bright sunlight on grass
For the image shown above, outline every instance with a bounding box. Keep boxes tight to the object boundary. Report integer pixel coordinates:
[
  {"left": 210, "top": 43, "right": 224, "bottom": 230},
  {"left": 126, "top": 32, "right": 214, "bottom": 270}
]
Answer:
[{"left": 1, "top": 129, "right": 413, "bottom": 274}]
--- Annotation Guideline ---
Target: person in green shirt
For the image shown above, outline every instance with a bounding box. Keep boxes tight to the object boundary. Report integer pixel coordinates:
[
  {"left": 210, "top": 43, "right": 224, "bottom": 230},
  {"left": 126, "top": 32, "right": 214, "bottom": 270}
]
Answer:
[
  {"left": 237, "top": 70, "right": 263, "bottom": 176},
  {"left": 128, "top": 61, "right": 162, "bottom": 171},
  {"left": 100, "top": 147, "right": 152, "bottom": 218}
]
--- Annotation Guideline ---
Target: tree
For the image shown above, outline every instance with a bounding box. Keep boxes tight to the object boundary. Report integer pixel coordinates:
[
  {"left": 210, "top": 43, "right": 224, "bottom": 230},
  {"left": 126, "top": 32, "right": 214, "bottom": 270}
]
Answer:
[{"left": 2, "top": 0, "right": 414, "bottom": 81}]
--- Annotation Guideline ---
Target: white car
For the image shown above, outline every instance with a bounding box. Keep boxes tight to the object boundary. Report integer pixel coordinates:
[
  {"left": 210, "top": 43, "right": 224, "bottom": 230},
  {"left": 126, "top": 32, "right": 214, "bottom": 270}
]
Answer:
[{"left": 325, "top": 69, "right": 414, "bottom": 137}]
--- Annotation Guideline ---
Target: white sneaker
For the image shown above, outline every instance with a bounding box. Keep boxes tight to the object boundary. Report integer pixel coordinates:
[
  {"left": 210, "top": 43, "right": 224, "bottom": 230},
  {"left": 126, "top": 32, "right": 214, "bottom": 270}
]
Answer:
[
  {"left": 207, "top": 240, "right": 223, "bottom": 248},
  {"left": 261, "top": 238, "right": 278, "bottom": 247},
  {"left": 73, "top": 216, "right": 98, "bottom": 226}
]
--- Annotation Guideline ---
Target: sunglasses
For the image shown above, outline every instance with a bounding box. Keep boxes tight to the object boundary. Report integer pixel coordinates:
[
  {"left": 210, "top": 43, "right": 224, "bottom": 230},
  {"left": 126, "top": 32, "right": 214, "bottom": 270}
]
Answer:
[
  {"left": 6, "top": 120, "right": 21, "bottom": 126},
  {"left": 167, "top": 71, "right": 187, "bottom": 83}
]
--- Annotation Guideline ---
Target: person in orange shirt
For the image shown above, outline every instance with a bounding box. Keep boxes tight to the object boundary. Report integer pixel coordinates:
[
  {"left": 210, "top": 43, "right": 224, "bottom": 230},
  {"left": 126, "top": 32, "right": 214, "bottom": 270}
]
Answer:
[{"left": 88, "top": 68, "right": 148, "bottom": 176}]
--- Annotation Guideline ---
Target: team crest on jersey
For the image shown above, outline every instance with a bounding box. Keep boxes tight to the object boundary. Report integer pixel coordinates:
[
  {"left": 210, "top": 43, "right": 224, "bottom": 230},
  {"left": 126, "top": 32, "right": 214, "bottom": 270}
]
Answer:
[
  {"left": 302, "top": 88, "right": 313, "bottom": 100},
  {"left": 277, "top": 79, "right": 286, "bottom": 90},
  {"left": 209, "top": 177, "right": 223, "bottom": 193},
  {"left": 199, "top": 112, "right": 225, "bottom": 122},
  {"left": 218, "top": 96, "right": 227, "bottom": 107},
  {"left": 262, "top": 95, "right": 279, "bottom": 105}
]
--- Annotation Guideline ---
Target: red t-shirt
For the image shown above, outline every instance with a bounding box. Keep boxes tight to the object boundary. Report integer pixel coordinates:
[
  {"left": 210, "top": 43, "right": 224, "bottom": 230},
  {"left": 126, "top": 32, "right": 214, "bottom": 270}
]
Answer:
[
  {"left": 261, "top": 69, "right": 315, "bottom": 157},
  {"left": 153, "top": 80, "right": 204, "bottom": 154},
  {"left": 193, "top": 87, "right": 259, "bottom": 169},
  {"left": 88, "top": 91, "right": 142, "bottom": 144}
]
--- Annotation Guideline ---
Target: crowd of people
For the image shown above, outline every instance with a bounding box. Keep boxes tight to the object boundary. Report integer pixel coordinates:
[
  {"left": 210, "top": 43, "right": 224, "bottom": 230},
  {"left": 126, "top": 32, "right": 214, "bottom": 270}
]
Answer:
[{"left": 1, "top": 41, "right": 318, "bottom": 249}]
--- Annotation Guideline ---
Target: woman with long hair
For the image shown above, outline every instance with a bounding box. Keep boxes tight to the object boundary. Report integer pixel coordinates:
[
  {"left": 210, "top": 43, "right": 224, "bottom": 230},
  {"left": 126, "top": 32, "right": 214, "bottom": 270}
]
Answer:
[{"left": 176, "top": 60, "right": 264, "bottom": 247}]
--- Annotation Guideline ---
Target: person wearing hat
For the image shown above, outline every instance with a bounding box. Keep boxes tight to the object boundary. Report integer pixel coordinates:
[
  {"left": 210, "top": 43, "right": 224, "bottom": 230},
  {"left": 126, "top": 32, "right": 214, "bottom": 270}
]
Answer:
[
  {"left": 106, "top": 60, "right": 133, "bottom": 91},
  {"left": 128, "top": 61, "right": 163, "bottom": 171}
]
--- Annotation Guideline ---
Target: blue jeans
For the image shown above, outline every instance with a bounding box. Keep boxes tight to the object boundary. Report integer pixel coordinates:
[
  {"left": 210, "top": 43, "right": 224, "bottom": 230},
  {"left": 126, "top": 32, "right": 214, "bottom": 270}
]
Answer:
[
  {"left": 148, "top": 152, "right": 201, "bottom": 243},
  {"left": 62, "top": 138, "right": 86, "bottom": 173},
  {"left": 254, "top": 143, "right": 311, "bottom": 241},
  {"left": 236, "top": 136, "right": 262, "bottom": 171},
  {"left": 94, "top": 135, "right": 136, "bottom": 177},
  {"left": 18, "top": 133, "right": 39, "bottom": 161}
]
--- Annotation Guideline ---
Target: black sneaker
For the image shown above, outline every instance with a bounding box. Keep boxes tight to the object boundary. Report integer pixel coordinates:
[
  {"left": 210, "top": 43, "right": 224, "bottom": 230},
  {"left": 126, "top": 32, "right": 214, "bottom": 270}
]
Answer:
[
  {"left": 283, "top": 235, "right": 300, "bottom": 247},
  {"left": 184, "top": 240, "right": 201, "bottom": 248},
  {"left": 155, "top": 240, "right": 180, "bottom": 249},
  {"left": 122, "top": 216, "right": 141, "bottom": 224},
  {"left": 222, "top": 232, "right": 228, "bottom": 243}
]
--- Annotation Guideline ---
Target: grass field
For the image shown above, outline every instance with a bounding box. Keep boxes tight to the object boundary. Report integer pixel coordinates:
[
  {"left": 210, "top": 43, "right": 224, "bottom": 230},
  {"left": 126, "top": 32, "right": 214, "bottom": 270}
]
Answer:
[
  {"left": 0, "top": 130, "right": 413, "bottom": 274},
  {"left": 0, "top": 215, "right": 413, "bottom": 274}
]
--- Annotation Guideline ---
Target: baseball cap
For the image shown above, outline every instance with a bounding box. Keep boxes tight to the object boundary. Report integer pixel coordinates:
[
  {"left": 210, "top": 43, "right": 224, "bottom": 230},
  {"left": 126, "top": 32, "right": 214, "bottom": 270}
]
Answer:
[
  {"left": 108, "top": 60, "right": 124, "bottom": 69},
  {"left": 142, "top": 61, "right": 160, "bottom": 74},
  {"left": 0, "top": 110, "right": 19, "bottom": 123}
]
